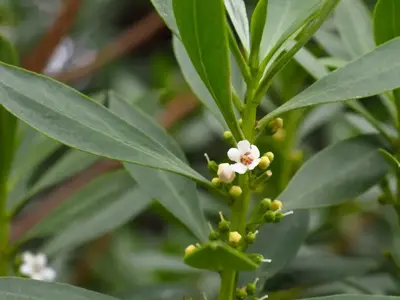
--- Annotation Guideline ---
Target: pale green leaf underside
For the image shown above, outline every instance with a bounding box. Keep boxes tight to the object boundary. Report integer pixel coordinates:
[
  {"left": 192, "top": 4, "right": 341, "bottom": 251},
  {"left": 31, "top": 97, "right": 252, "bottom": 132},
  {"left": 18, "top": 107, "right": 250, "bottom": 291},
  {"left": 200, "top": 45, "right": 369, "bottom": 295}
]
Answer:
[
  {"left": 0, "top": 63, "right": 207, "bottom": 185},
  {"left": 224, "top": 0, "right": 250, "bottom": 51},
  {"left": 149, "top": 0, "right": 178, "bottom": 35},
  {"left": 0, "top": 277, "right": 118, "bottom": 300},
  {"left": 280, "top": 135, "right": 389, "bottom": 210},
  {"left": 265, "top": 38, "right": 400, "bottom": 120}
]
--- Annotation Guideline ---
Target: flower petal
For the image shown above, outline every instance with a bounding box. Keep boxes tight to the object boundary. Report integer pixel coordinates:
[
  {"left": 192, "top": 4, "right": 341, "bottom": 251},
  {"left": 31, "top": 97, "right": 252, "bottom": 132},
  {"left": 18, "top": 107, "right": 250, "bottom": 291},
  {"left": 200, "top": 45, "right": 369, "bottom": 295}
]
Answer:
[
  {"left": 35, "top": 253, "right": 47, "bottom": 267},
  {"left": 22, "top": 252, "right": 35, "bottom": 264},
  {"left": 237, "top": 140, "right": 251, "bottom": 154},
  {"left": 227, "top": 148, "right": 241, "bottom": 162},
  {"left": 231, "top": 163, "right": 248, "bottom": 174},
  {"left": 20, "top": 263, "right": 33, "bottom": 276},
  {"left": 42, "top": 268, "right": 56, "bottom": 282},
  {"left": 31, "top": 273, "right": 44, "bottom": 281},
  {"left": 250, "top": 145, "right": 260, "bottom": 159},
  {"left": 248, "top": 158, "right": 261, "bottom": 170}
]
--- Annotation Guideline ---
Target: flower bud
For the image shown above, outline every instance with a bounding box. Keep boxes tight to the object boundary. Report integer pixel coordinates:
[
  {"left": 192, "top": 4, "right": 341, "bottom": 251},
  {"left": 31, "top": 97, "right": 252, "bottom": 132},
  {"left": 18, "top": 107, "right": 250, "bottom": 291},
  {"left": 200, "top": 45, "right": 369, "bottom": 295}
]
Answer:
[
  {"left": 236, "top": 287, "right": 247, "bottom": 300},
  {"left": 258, "top": 156, "right": 270, "bottom": 169},
  {"left": 223, "top": 131, "right": 233, "bottom": 140},
  {"left": 248, "top": 253, "right": 264, "bottom": 264},
  {"left": 229, "top": 231, "right": 242, "bottom": 247},
  {"left": 272, "top": 128, "right": 286, "bottom": 142},
  {"left": 274, "top": 212, "right": 284, "bottom": 223},
  {"left": 267, "top": 117, "right": 284, "bottom": 134},
  {"left": 246, "top": 283, "right": 256, "bottom": 296},
  {"left": 218, "top": 220, "right": 231, "bottom": 233},
  {"left": 271, "top": 200, "right": 282, "bottom": 211},
  {"left": 185, "top": 244, "right": 197, "bottom": 256},
  {"left": 229, "top": 185, "right": 242, "bottom": 197},
  {"left": 239, "top": 119, "right": 243, "bottom": 127},
  {"left": 260, "top": 198, "right": 272, "bottom": 212},
  {"left": 263, "top": 211, "right": 275, "bottom": 223},
  {"left": 209, "top": 231, "right": 220, "bottom": 241},
  {"left": 207, "top": 160, "right": 218, "bottom": 173},
  {"left": 211, "top": 177, "right": 221, "bottom": 187},
  {"left": 217, "top": 163, "right": 236, "bottom": 183},
  {"left": 245, "top": 231, "right": 258, "bottom": 244},
  {"left": 264, "top": 151, "right": 274, "bottom": 162}
]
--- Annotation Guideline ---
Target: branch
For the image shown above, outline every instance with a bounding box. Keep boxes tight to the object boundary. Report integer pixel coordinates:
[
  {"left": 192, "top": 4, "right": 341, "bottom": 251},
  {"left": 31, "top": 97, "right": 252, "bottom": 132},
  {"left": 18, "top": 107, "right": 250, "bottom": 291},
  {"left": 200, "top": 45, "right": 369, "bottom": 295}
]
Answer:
[{"left": 22, "top": 0, "right": 82, "bottom": 72}]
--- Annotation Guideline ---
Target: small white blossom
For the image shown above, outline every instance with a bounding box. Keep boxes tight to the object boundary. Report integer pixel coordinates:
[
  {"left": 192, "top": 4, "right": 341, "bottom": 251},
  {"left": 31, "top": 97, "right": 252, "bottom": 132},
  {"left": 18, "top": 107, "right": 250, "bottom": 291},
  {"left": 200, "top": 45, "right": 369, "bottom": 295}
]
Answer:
[
  {"left": 227, "top": 140, "right": 261, "bottom": 174},
  {"left": 217, "top": 163, "right": 236, "bottom": 183},
  {"left": 20, "top": 252, "right": 56, "bottom": 281}
]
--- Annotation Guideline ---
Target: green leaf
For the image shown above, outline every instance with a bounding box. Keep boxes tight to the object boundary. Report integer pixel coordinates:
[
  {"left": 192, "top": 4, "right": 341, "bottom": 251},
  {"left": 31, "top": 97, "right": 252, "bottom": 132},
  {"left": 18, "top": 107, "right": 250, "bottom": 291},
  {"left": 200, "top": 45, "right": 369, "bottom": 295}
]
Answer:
[
  {"left": 280, "top": 135, "right": 389, "bottom": 210},
  {"left": 173, "top": 0, "right": 241, "bottom": 138},
  {"left": 261, "top": 39, "right": 400, "bottom": 122},
  {"left": 302, "top": 296, "right": 400, "bottom": 300},
  {"left": 184, "top": 242, "right": 259, "bottom": 271},
  {"left": 0, "top": 62, "right": 208, "bottom": 185},
  {"left": 149, "top": 0, "right": 178, "bottom": 35},
  {"left": 240, "top": 211, "right": 309, "bottom": 284},
  {"left": 334, "top": 0, "right": 374, "bottom": 58},
  {"left": 374, "top": 0, "right": 400, "bottom": 46},
  {"left": 109, "top": 95, "right": 208, "bottom": 241},
  {"left": 0, "top": 277, "right": 119, "bottom": 300},
  {"left": 249, "top": 0, "right": 268, "bottom": 69},
  {"left": 173, "top": 37, "right": 226, "bottom": 127},
  {"left": 225, "top": 0, "right": 250, "bottom": 51},
  {"left": 0, "top": 35, "right": 18, "bottom": 65},
  {"left": 29, "top": 150, "right": 99, "bottom": 196},
  {"left": 379, "top": 148, "right": 400, "bottom": 169},
  {"left": 259, "top": 0, "right": 322, "bottom": 60}
]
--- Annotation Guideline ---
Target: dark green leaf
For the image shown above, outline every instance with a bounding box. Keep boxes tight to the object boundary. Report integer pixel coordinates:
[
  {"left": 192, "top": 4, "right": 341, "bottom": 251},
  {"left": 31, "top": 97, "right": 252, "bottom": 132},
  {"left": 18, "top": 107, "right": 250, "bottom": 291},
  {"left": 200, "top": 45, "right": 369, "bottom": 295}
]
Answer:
[
  {"left": 0, "top": 63, "right": 208, "bottom": 184},
  {"left": 240, "top": 211, "right": 309, "bottom": 284},
  {"left": 374, "top": 0, "right": 400, "bottom": 46},
  {"left": 184, "top": 241, "right": 259, "bottom": 271},
  {"left": 109, "top": 95, "right": 208, "bottom": 241},
  {"left": 280, "top": 135, "right": 389, "bottom": 210},
  {"left": 173, "top": 0, "right": 241, "bottom": 138},
  {"left": 262, "top": 39, "right": 400, "bottom": 122},
  {"left": 225, "top": 0, "right": 250, "bottom": 51},
  {"left": 0, "top": 277, "right": 118, "bottom": 300}
]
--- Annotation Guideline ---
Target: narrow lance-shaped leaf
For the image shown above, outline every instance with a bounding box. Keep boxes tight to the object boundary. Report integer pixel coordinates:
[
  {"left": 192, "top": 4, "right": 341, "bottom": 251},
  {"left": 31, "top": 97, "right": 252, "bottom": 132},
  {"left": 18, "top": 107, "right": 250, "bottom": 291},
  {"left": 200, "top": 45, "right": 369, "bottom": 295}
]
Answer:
[
  {"left": 373, "top": 0, "right": 400, "bottom": 46},
  {"left": 224, "top": 0, "right": 250, "bottom": 52},
  {"left": 259, "top": 38, "right": 400, "bottom": 124},
  {"left": 0, "top": 63, "right": 208, "bottom": 185},
  {"left": 149, "top": 0, "right": 178, "bottom": 35},
  {"left": 173, "top": 0, "right": 241, "bottom": 138},
  {"left": 0, "top": 278, "right": 119, "bottom": 300},
  {"left": 109, "top": 94, "right": 208, "bottom": 241},
  {"left": 280, "top": 135, "right": 389, "bottom": 210}
]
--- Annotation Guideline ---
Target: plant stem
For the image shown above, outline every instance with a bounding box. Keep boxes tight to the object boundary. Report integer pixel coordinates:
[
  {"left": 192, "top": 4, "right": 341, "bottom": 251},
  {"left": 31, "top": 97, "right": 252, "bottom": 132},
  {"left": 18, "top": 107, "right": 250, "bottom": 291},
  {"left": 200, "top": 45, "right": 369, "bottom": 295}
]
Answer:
[
  {"left": 218, "top": 270, "right": 237, "bottom": 300},
  {"left": 228, "top": 27, "right": 252, "bottom": 85},
  {"left": 0, "top": 181, "right": 9, "bottom": 276}
]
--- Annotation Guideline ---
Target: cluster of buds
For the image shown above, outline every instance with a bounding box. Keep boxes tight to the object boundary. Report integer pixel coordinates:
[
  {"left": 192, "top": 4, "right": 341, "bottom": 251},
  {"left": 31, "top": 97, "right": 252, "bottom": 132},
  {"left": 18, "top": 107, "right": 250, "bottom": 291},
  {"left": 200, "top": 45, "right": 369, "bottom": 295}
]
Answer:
[{"left": 235, "top": 278, "right": 268, "bottom": 300}]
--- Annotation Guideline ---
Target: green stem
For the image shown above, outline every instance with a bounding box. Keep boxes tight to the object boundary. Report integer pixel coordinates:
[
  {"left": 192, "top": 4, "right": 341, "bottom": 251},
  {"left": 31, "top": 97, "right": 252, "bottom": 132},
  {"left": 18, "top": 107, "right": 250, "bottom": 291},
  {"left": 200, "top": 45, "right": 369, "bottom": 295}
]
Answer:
[
  {"left": 0, "top": 181, "right": 9, "bottom": 276},
  {"left": 228, "top": 27, "right": 252, "bottom": 85},
  {"left": 218, "top": 270, "right": 237, "bottom": 300}
]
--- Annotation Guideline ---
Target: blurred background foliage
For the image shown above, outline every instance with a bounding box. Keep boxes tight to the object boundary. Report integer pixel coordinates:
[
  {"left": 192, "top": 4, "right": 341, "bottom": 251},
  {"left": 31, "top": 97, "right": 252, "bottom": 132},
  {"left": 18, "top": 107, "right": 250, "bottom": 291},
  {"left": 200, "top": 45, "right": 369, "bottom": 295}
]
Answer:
[{"left": 1, "top": 0, "right": 400, "bottom": 299}]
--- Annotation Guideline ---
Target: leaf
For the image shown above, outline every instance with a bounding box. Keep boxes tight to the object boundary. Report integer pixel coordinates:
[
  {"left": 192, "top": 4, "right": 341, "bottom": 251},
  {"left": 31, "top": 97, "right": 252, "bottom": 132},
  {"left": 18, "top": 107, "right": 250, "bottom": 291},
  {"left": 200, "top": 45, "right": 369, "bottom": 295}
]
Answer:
[
  {"left": 0, "top": 62, "right": 208, "bottom": 184},
  {"left": 0, "top": 35, "right": 18, "bottom": 65},
  {"left": 334, "top": 0, "right": 374, "bottom": 58},
  {"left": 224, "top": 0, "right": 250, "bottom": 51},
  {"left": 184, "top": 242, "right": 259, "bottom": 271},
  {"left": 280, "top": 135, "right": 389, "bottom": 210},
  {"left": 374, "top": 0, "right": 400, "bottom": 46},
  {"left": 240, "top": 211, "right": 309, "bottom": 285},
  {"left": 314, "top": 27, "right": 351, "bottom": 60},
  {"left": 259, "top": 0, "right": 322, "bottom": 60},
  {"left": 0, "top": 277, "right": 119, "bottom": 300},
  {"left": 149, "top": 0, "right": 178, "bottom": 35},
  {"left": 379, "top": 149, "right": 400, "bottom": 169},
  {"left": 173, "top": 0, "right": 241, "bottom": 138},
  {"left": 302, "top": 296, "right": 400, "bottom": 300},
  {"left": 29, "top": 150, "right": 99, "bottom": 196},
  {"left": 26, "top": 171, "right": 140, "bottom": 239},
  {"left": 262, "top": 39, "right": 400, "bottom": 121},
  {"left": 109, "top": 95, "right": 208, "bottom": 241},
  {"left": 173, "top": 37, "right": 226, "bottom": 127}
]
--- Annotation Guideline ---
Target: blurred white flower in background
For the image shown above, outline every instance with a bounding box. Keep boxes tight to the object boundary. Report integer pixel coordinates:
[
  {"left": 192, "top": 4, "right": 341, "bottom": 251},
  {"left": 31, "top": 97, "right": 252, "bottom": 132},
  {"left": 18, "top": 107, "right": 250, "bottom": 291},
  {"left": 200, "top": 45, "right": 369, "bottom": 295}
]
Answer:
[{"left": 20, "top": 252, "right": 56, "bottom": 281}]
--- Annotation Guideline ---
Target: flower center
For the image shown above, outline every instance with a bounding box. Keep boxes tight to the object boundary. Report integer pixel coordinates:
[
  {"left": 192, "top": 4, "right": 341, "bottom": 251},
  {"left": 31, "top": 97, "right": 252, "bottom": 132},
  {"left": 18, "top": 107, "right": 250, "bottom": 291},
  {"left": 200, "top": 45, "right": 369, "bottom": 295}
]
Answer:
[
  {"left": 240, "top": 152, "right": 253, "bottom": 165},
  {"left": 32, "top": 263, "right": 43, "bottom": 274}
]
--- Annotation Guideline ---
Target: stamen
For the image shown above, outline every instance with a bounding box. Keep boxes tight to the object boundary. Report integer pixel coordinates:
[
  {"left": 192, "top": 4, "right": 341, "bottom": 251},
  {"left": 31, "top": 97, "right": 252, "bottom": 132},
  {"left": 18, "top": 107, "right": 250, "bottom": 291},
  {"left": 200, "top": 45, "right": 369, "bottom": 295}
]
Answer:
[
  {"left": 204, "top": 153, "right": 211, "bottom": 163},
  {"left": 259, "top": 295, "right": 269, "bottom": 300},
  {"left": 262, "top": 258, "right": 272, "bottom": 263},
  {"left": 283, "top": 210, "right": 294, "bottom": 217}
]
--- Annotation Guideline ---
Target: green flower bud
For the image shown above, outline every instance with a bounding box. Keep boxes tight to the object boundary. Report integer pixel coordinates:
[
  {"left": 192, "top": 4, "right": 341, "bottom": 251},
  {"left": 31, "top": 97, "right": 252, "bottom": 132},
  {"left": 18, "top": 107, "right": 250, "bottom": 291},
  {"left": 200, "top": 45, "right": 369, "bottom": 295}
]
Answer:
[
  {"left": 209, "top": 231, "right": 220, "bottom": 241},
  {"left": 224, "top": 131, "right": 233, "bottom": 140},
  {"left": 260, "top": 198, "right": 272, "bottom": 212},
  {"left": 245, "top": 231, "right": 258, "bottom": 244},
  {"left": 239, "top": 119, "right": 243, "bottom": 127},
  {"left": 218, "top": 220, "right": 231, "bottom": 233},
  {"left": 230, "top": 185, "right": 243, "bottom": 197},
  {"left": 235, "top": 288, "right": 247, "bottom": 300},
  {"left": 271, "top": 199, "right": 282, "bottom": 211},
  {"left": 211, "top": 177, "right": 221, "bottom": 187},
  {"left": 248, "top": 253, "right": 264, "bottom": 264},
  {"left": 263, "top": 211, "right": 275, "bottom": 223},
  {"left": 246, "top": 283, "right": 256, "bottom": 296},
  {"left": 274, "top": 212, "right": 284, "bottom": 223},
  {"left": 267, "top": 117, "right": 284, "bottom": 134},
  {"left": 207, "top": 160, "right": 218, "bottom": 173},
  {"left": 265, "top": 151, "right": 274, "bottom": 162},
  {"left": 272, "top": 128, "right": 286, "bottom": 142}
]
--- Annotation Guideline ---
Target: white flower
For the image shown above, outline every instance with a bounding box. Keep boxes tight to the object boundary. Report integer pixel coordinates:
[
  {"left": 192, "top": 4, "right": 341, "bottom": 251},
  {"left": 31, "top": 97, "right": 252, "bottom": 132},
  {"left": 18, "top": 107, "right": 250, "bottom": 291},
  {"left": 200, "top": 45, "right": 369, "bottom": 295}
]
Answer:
[
  {"left": 20, "top": 252, "right": 56, "bottom": 281},
  {"left": 217, "top": 163, "right": 236, "bottom": 183},
  {"left": 227, "top": 140, "right": 261, "bottom": 174}
]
